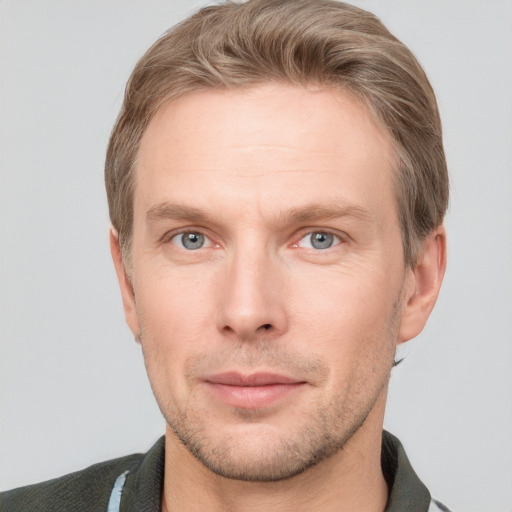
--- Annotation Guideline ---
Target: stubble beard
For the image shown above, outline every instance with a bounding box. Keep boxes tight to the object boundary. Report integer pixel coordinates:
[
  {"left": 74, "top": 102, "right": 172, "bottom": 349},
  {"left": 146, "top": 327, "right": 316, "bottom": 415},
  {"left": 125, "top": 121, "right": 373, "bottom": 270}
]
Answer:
[
  {"left": 140, "top": 293, "right": 401, "bottom": 483},
  {"left": 163, "top": 382, "right": 387, "bottom": 482}
]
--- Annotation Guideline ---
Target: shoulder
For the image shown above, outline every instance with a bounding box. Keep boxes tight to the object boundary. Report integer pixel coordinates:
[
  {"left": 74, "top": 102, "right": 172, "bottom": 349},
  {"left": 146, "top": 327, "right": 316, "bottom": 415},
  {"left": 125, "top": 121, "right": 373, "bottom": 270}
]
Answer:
[{"left": 0, "top": 452, "right": 143, "bottom": 512}]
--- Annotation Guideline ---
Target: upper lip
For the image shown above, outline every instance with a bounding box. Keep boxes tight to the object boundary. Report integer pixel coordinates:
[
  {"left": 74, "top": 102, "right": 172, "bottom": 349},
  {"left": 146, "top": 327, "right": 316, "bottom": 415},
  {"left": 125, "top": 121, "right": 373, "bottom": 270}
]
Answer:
[{"left": 204, "top": 372, "right": 304, "bottom": 386}]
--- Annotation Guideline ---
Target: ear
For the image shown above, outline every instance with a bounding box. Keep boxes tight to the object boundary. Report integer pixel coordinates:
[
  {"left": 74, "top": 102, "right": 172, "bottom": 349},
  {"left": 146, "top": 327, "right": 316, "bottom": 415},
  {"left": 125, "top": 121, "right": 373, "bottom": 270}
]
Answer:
[
  {"left": 398, "top": 226, "right": 447, "bottom": 343},
  {"left": 109, "top": 227, "right": 141, "bottom": 341}
]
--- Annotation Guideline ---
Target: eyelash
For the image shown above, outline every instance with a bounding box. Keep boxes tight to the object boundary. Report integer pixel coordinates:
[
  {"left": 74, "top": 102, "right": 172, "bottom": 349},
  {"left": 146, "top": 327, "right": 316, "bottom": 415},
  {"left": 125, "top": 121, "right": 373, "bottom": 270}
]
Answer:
[
  {"left": 164, "top": 229, "right": 215, "bottom": 250},
  {"left": 293, "top": 230, "right": 343, "bottom": 250},
  {"left": 162, "top": 228, "right": 346, "bottom": 251}
]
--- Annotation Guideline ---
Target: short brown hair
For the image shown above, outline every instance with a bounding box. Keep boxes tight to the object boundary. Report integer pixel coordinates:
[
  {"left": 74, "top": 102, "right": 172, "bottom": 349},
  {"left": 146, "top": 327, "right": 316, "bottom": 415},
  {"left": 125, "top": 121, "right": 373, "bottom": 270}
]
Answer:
[{"left": 105, "top": 0, "right": 448, "bottom": 267}]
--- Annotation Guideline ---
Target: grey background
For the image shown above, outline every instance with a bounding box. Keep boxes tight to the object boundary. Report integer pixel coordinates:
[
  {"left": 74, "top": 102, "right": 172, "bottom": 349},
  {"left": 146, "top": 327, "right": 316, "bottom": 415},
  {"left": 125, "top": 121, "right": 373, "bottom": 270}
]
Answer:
[{"left": 1, "top": 1, "right": 511, "bottom": 510}]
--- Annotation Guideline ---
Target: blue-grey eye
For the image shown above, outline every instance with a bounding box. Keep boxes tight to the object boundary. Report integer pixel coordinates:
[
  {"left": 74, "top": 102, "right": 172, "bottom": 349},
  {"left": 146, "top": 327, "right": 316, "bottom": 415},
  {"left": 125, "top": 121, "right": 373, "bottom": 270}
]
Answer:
[
  {"left": 172, "top": 232, "right": 207, "bottom": 250},
  {"left": 310, "top": 232, "right": 334, "bottom": 249},
  {"left": 298, "top": 231, "right": 340, "bottom": 250}
]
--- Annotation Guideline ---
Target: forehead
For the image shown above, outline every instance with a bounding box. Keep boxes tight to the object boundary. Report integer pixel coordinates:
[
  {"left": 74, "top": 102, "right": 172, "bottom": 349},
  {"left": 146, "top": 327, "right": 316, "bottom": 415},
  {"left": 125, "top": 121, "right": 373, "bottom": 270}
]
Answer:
[{"left": 135, "top": 83, "right": 396, "bottom": 223}]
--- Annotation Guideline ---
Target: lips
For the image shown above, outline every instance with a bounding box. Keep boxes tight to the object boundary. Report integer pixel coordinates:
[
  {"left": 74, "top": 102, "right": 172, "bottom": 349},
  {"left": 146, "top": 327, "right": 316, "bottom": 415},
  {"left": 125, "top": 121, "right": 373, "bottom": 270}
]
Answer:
[
  {"left": 205, "top": 372, "right": 303, "bottom": 386},
  {"left": 203, "top": 372, "right": 306, "bottom": 409}
]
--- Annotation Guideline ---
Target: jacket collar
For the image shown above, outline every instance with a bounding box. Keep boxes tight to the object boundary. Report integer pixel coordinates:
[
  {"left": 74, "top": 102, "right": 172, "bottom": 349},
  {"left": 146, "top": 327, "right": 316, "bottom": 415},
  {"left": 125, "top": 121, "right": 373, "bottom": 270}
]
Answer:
[
  {"left": 382, "top": 430, "right": 431, "bottom": 511},
  {"left": 119, "top": 431, "right": 431, "bottom": 511}
]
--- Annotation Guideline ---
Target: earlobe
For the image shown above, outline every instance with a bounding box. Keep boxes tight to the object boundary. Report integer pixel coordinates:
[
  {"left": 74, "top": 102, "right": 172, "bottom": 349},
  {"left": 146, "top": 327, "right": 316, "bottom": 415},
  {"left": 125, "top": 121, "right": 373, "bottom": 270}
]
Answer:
[
  {"left": 109, "top": 228, "right": 141, "bottom": 341},
  {"left": 398, "top": 226, "right": 447, "bottom": 343}
]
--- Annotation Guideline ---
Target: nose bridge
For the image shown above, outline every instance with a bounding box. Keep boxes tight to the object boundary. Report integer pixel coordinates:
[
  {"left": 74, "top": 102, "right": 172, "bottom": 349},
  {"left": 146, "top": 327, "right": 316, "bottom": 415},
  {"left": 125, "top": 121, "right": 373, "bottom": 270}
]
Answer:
[{"left": 218, "top": 238, "right": 287, "bottom": 339}]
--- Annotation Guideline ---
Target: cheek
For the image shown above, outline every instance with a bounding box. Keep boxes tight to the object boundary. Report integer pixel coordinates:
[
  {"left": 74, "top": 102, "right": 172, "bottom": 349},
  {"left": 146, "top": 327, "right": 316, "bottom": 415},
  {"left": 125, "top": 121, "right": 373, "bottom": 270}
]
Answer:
[
  {"left": 290, "top": 265, "right": 399, "bottom": 341},
  {"left": 134, "top": 268, "right": 217, "bottom": 378},
  {"left": 287, "top": 263, "right": 401, "bottom": 391}
]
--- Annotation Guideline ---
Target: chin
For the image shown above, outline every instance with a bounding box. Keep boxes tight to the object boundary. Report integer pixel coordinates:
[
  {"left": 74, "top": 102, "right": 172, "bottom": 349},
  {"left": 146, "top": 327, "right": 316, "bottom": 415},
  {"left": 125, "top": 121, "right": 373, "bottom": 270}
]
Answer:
[
  {"left": 185, "top": 434, "right": 335, "bottom": 482},
  {"left": 167, "top": 411, "right": 359, "bottom": 482}
]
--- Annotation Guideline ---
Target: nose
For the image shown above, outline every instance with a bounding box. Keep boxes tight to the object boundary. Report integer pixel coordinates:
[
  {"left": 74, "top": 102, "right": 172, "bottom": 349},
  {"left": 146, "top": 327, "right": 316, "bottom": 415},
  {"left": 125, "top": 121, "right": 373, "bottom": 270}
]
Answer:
[{"left": 216, "top": 248, "right": 288, "bottom": 341}]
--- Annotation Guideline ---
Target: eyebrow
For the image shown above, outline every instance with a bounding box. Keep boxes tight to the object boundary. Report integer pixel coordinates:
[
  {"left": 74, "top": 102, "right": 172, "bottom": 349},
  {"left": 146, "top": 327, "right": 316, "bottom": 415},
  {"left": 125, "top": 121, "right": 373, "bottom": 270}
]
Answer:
[
  {"left": 146, "top": 203, "right": 210, "bottom": 223},
  {"left": 280, "top": 203, "right": 373, "bottom": 224},
  {"left": 145, "top": 201, "right": 373, "bottom": 225}
]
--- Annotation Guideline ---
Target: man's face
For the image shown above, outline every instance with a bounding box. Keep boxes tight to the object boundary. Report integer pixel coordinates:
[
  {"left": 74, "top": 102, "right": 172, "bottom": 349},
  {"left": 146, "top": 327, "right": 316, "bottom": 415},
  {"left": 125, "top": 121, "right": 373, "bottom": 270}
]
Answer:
[{"left": 120, "top": 83, "right": 413, "bottom": 481}]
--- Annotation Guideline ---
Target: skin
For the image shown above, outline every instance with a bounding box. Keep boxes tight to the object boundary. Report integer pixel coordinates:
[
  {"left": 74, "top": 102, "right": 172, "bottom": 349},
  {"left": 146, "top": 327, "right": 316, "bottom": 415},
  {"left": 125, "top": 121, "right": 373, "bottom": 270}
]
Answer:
[{"left": 111, "top": 83, "right": 446, "bottom": 512}]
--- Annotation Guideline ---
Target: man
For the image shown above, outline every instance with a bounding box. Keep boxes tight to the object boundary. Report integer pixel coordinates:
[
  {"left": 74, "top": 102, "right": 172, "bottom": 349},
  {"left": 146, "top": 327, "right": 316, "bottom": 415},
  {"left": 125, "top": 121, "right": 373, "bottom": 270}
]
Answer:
[{"left": 1, "top": 0, "right": 451, "bottom": 510}]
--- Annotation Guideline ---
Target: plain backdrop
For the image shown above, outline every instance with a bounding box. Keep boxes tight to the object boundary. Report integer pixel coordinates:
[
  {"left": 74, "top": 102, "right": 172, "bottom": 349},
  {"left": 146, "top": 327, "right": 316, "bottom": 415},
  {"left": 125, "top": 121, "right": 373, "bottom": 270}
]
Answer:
[{"left": 1, "top": 1, "right": 511, "bottom": 510}]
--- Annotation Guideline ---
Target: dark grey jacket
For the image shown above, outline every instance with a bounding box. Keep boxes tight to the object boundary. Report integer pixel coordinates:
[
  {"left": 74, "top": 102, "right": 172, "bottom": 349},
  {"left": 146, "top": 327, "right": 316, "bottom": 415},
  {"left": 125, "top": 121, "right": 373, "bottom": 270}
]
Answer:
[{"left": 0, "top": 431, "right": 451, "bottom": 512}]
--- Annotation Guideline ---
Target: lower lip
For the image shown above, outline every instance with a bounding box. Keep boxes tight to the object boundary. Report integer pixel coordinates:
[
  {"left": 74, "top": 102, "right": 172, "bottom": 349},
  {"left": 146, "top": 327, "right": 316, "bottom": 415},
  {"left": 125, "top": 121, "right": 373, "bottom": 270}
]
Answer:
[{"left": 205, "top": 382, "right": 305, "bottom": 409}]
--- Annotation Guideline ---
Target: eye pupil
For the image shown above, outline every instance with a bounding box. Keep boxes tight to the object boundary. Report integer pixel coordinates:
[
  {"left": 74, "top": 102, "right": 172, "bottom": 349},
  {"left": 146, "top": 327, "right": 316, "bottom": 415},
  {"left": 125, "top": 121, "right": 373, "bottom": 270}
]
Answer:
[
  {"left": 182, "top": 232, "right": 205, "bottom": 250},
  {"left": 311, "top": 232, "right": 334, "bottom": 250}
]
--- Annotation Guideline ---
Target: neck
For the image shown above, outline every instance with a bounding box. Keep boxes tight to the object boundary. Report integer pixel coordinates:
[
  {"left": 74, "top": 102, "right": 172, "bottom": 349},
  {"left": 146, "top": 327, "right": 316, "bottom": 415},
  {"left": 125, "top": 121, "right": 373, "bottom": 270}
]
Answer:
[{"left": 162, "top": 397, "right": 388, "bottom": 512}]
